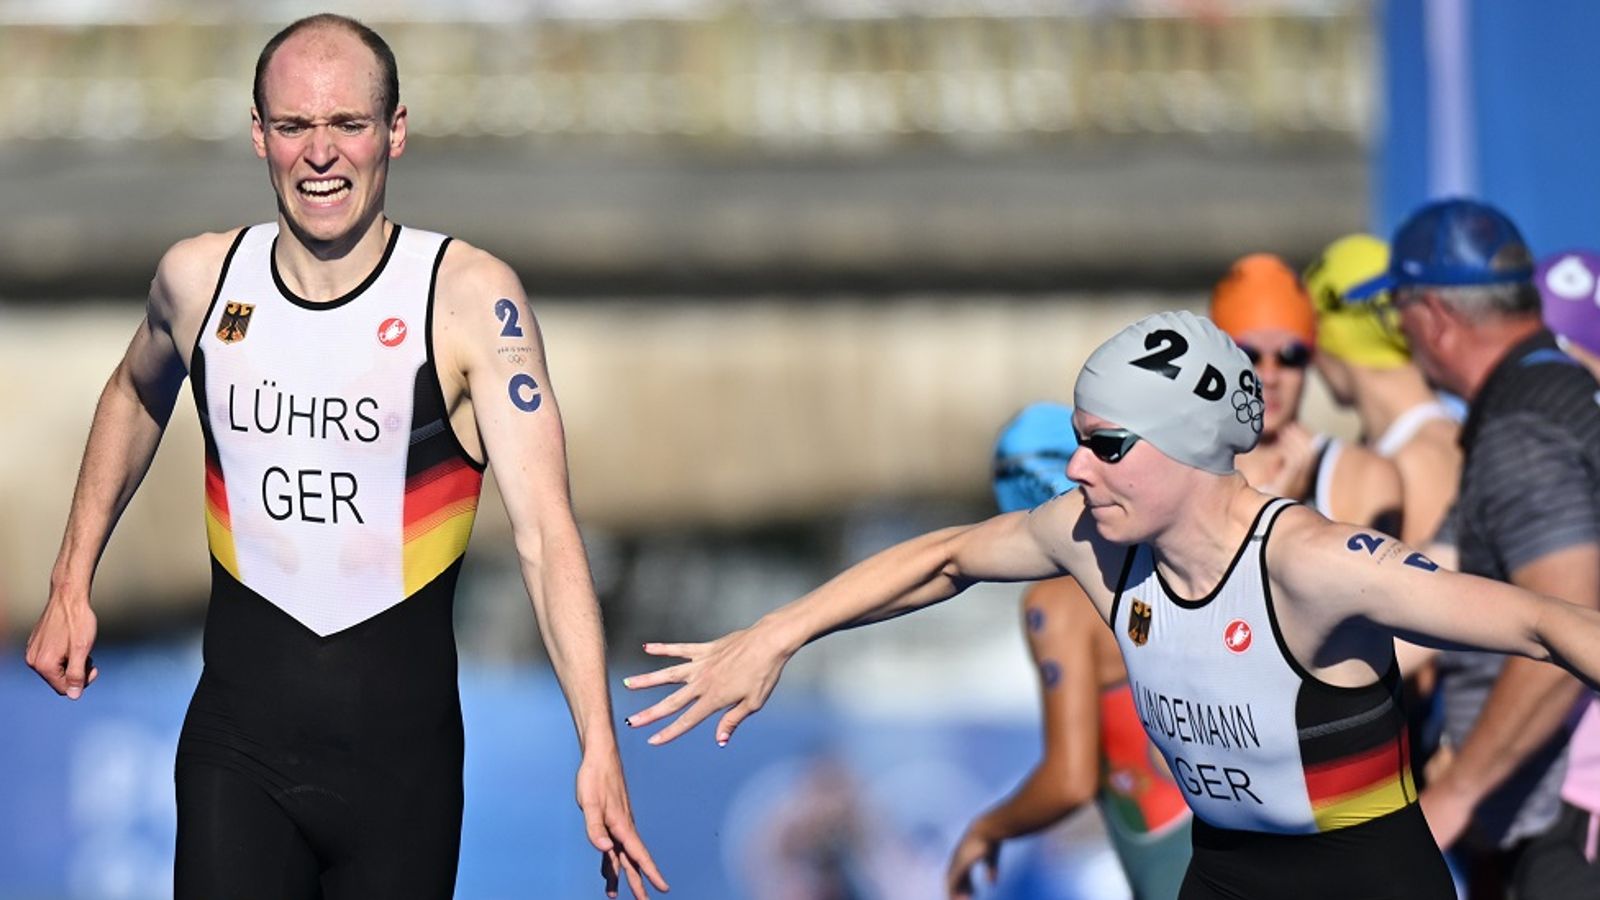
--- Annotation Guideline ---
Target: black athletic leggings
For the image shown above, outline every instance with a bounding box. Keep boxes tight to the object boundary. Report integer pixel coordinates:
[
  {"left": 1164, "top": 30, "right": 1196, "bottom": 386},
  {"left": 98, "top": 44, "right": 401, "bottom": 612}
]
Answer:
[
  {"left": 174, "top": 565, "right": 466, "bottom": 899},
  {"left": 1177, "top": 804, "right": 1455, "bottom": 899},
  {"left": 174, "top": 756, "right": 462, "bottom": 899}
]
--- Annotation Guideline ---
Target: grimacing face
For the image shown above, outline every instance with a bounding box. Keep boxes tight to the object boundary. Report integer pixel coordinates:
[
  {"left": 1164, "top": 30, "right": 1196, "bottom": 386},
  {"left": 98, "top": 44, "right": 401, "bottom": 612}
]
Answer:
[{"left": 251, "top": 28, "right": 404, "bottom": 248}]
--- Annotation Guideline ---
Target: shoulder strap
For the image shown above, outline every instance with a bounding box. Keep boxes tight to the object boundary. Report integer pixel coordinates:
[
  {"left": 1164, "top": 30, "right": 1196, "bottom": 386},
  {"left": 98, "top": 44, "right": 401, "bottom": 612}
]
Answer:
[
  {"left": 1313, "top": 437, "right": 1342, "bottom": 519},
  {"left": 1254, "top": 496, "right": 1298, "bottom": 540},
  {"left": 1375, "top": 401, "right": 1456, "bottom": 458}
]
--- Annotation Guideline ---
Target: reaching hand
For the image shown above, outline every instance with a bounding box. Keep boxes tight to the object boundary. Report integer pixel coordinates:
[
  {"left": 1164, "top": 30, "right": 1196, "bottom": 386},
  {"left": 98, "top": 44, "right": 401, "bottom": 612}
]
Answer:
[
  {"left": 576, "top": 746, "right": 670, "bottom": 898},
  {"left": 946, "top": 820, "right": 1002, "bottom": 900},
  {"left": 623, "top": 624, "right": 793, "bottom": 747},
  {"left": 25, "top": 597, "right": 99, "bottom": 699}
]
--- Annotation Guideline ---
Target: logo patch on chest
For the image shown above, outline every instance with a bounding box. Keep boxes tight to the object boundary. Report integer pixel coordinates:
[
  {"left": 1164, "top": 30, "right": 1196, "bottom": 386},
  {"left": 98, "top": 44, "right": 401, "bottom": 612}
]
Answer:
[
  {"left": 216, "top": 302, "right": 256, "bottom": 344},
  {"left": 377, "top": 317, "right": 408, "bottom": 347},
  {"left": 1224, "top": 618, "right": 1253, "bottom": 654},
  {"left": 1128, "top": 600, "right": 1153, "bottom": 646}
]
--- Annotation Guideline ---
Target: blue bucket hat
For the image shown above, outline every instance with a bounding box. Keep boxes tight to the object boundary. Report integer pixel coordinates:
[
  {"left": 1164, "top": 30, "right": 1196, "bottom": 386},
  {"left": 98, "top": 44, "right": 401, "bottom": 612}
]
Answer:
[
  {"left": 1347, "top": 198, "right": 1534, "bottom": 301},
  {"left": 992, "top": 402, "right": 1079, "bottom": 514}
]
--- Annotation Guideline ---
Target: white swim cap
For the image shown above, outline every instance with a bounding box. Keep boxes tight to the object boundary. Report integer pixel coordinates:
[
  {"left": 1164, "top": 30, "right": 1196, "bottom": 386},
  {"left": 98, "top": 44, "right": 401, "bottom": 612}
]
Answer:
[{"left": 1074, "top": 311, "right": 1263, "bottom": 474}]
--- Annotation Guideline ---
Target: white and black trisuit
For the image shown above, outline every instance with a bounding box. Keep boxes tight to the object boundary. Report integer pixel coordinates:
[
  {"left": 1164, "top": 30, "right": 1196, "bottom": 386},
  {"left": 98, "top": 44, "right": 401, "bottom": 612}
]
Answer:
[
  {"left": 1110, "top": 497, "right": 1455, "bottom": 899},
  {"left": 175, "top": 223, "right": 484, "bottom": 899}
]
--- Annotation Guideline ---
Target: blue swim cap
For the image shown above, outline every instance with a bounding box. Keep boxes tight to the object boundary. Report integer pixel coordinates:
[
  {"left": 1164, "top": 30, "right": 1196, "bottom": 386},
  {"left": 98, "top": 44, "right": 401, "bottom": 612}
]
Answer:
[{"left": 993, "top": 402, "right": 1079, "bottom": 514}]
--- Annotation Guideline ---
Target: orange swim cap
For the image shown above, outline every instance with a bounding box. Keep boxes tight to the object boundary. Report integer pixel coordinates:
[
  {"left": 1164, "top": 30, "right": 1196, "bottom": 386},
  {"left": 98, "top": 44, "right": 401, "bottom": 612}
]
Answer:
[{"left": 1209, "top": 253, "right": 1316, "bottom": 344}]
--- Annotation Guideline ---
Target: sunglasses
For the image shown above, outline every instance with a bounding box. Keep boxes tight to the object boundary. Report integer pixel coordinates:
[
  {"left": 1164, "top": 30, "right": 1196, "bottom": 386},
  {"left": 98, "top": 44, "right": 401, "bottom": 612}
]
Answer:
[
  {"left": 1076, "top": 428, "right": 1141, "bottom": 463},
  {"left": 1237, "top": 341, "right": 1311, "bottom": 369}
]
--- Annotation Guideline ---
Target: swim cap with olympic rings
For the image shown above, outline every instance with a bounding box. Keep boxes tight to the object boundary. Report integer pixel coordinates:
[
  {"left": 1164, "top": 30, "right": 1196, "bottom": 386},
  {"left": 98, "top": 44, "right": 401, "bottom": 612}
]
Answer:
[
  {"left": 1304, "top": 234, "right": 1411, "bottom": 368},
  {"left": 1074, "top": 311, "right": 1263, "bottom": 475},
  {"left": 992, "top": 402, "right": 1079, "bottom": 514}
]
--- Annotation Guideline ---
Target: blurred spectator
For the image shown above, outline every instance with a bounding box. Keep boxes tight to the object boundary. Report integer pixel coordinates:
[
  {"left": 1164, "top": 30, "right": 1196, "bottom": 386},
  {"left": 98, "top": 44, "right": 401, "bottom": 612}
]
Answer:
[
  {"left": 946, "top": 403, "right": 1191, "bottom": 900},
  {"left": 1303, "top": 233, "right": 1460, "bottom": 834},
  {"left": 744, "top": 755, "right": 875, "bottom": 900},
  {"left": 1303, "top": 234, "right": 1462, "bottom": 546},
  {"left": 1210, "top": 253, "right": 1403, "bottom": 530},
  {"left": 1354, "top": 198, "right": 1600, "bottom": 899},
  {"left": 1513, "top": 248, "right": 1600, "bottom": 896}
]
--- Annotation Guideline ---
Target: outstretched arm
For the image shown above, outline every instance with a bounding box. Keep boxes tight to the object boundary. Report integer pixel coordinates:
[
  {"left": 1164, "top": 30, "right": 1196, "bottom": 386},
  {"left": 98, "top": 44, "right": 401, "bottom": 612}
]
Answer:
[
  {"left": 947, "top": 578, "right": 1102, "bottom": 900},
  {"left": 437, "top": 245, "right": 666, "bottom": 898},
  {"left": 26, "top": 233, "right": 226, "bottom": 699},
  {"left": 1275, "top": 516, "right": 1600, "bottom": 687},
  {"left": 1272, "top": 517, "right": 1600, "bottom": 848},
  {"left": 625, "top": 490, "right": 1115, "bottom": 746}
]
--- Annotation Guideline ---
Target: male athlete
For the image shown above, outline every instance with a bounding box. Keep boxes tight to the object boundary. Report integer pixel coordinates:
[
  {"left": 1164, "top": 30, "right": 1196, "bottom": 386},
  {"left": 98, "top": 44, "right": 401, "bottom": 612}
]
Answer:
[
  {"left": 23, "top": 15, "right": 667, "bottom": 899},
  {"left": 626, "top": 310, "right": 1600, "bottom": 898},
  {"left": 1208, "top": 253, "right": 1401, "bottom": 531},
  {"left": 947, "top": 402, "right": 1191, "bottom": 900},
  {"left": 1353, "top": 199, "right": 1600, "bottom": 899}
]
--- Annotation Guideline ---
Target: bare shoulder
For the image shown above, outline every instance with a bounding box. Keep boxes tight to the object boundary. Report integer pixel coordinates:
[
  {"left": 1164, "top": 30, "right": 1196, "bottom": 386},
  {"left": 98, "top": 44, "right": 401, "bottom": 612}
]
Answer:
[
  {"left": 1028, "top": 489, "right": 1132, "bottom": 611},
  {"left": 434, "top": 239, "right": 526, "bottom": 316},
  {"left": 1269, "top": 499, "right": 1362, "bottom": 547},
  {"left": 151, "top": 229, "right": 243, "bottom": 319},
  {"left": 431, "top": 241, "right": 537, "bottom": 369}
]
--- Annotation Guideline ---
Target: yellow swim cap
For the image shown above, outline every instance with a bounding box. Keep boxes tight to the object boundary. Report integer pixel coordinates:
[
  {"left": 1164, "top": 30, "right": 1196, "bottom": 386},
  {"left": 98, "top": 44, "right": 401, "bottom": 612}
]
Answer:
[{"left": 1304, "top": 234, "right": 1411, "bottom": 369}]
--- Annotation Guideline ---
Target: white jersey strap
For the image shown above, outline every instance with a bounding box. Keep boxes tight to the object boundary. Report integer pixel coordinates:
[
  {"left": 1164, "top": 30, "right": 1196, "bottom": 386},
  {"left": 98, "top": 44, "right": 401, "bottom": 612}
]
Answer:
[
  {"left": 1374, "top": 401, "right": 1458, "bottom": 458},
  {"left": 1312, "top": 435, "right": 1341, "bottom": 520}
]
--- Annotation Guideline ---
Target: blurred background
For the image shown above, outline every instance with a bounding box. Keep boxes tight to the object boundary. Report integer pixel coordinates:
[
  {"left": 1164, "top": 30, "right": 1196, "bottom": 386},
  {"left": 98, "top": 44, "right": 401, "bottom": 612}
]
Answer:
[{"left": 1, "top": 0, "right": 1593, "bottom": 897}]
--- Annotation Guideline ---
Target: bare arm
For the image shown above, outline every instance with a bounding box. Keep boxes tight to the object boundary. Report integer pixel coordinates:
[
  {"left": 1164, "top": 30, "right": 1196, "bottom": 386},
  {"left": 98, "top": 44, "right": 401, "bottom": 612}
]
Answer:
[
  {"left": 437, "top": 245, "right": 666, "bottom": 897},
  {"left": 626, "top": 490, "right": 1120, "bottom": 747},
  {"left": 947, "top": 579, "right": 1102, "bottom": 899},
  {"left": 1270, "top": 516, "right": 1600, "bottom": 850},
  {"left": 26, "top": 233, "right": 226, "bottom": 698},
  {"left": 775, "top": 490, "right": 1113, "bottom": 646},
  {"left": 442, "top": 250, "right": 610, "bottom": 745},
  {"left": 979, "top": 580, "right": 1104, "bottom": 826},
  {"left": 1273, "top": 515, "right": 1600, "bottom": 684}
]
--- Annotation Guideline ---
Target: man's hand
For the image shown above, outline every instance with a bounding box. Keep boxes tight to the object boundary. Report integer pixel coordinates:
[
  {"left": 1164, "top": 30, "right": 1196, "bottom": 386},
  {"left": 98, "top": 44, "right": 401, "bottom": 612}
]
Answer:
[
  {"left": 624, "top": 623, "right": 794, "bottom": 747},
  {"left": 25, "top": 596, "right": 99, "bottom": 699},
  {"left": 946, "top": 819, "right": 1002, "bottom": 900},
  {"left": 576, "top": 744, "right": 669, "bottom": 898}
]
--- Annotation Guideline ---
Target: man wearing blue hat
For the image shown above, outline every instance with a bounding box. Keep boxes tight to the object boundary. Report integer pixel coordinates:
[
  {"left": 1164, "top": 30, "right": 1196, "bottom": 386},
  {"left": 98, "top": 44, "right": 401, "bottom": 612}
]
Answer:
[{"left": 1353, "top": 198, "right": 1600, "bottom": 899}]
